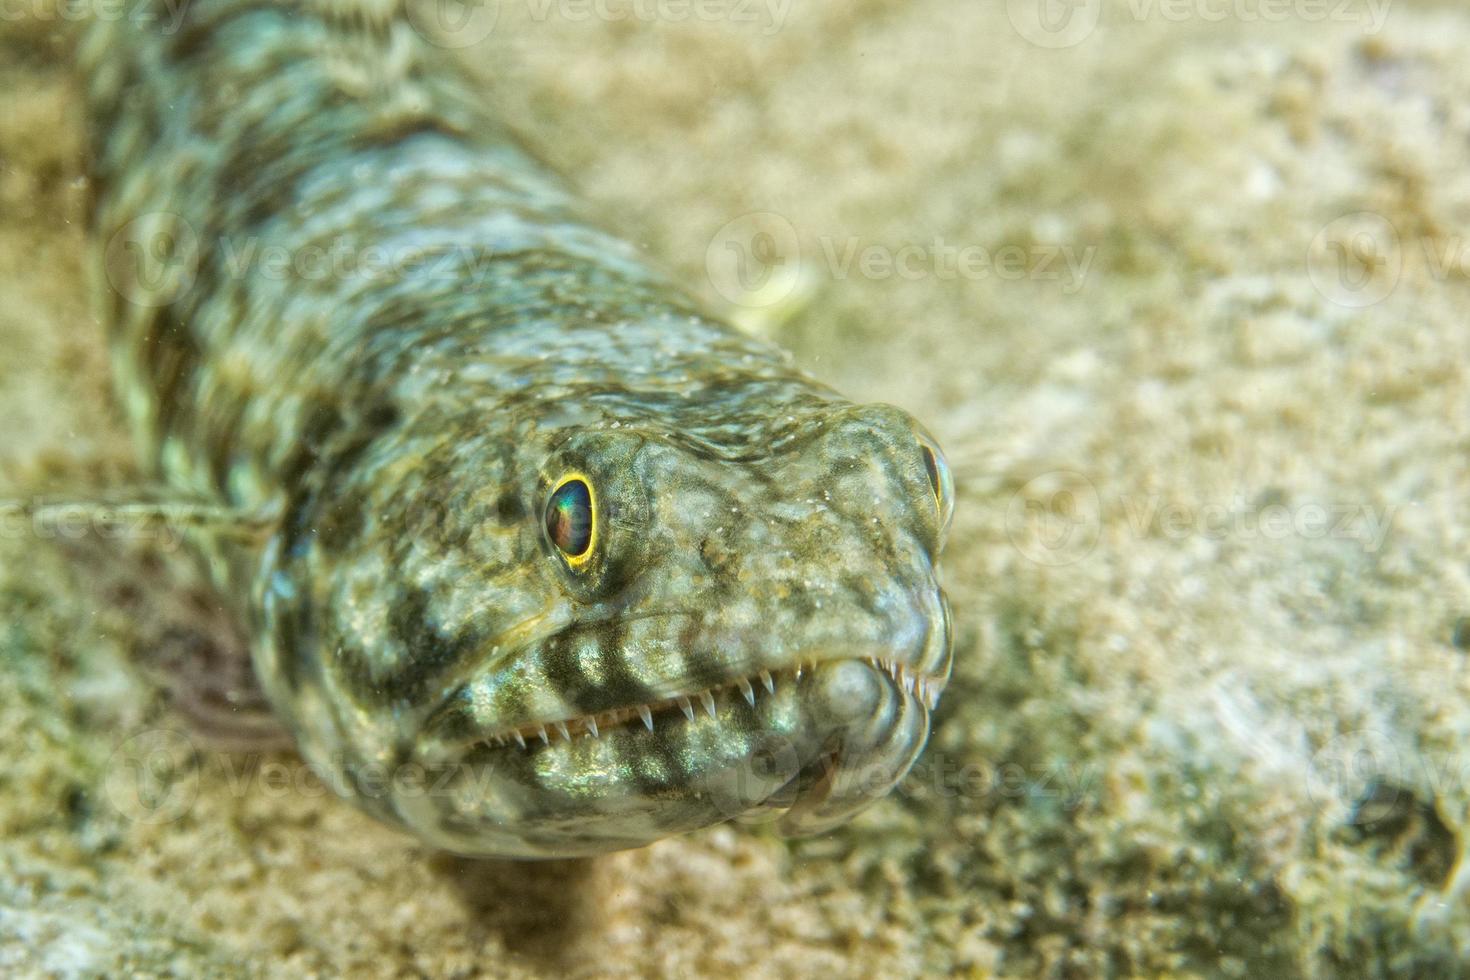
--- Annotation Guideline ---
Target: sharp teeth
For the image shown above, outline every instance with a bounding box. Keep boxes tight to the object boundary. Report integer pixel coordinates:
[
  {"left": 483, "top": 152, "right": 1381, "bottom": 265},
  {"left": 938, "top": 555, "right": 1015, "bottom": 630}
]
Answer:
[{"left": 497, "top": 668, "right": 939, "bottom": 747}]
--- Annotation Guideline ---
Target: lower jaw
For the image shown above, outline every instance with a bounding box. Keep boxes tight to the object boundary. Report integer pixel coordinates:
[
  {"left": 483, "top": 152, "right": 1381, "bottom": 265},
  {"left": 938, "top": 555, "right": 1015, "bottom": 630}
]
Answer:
[
  {"left": 768, "top": 658, "right": 933, "bottom": 836},
  {"left": 401, "top": 659, "right": 934, "bottom": 857}
]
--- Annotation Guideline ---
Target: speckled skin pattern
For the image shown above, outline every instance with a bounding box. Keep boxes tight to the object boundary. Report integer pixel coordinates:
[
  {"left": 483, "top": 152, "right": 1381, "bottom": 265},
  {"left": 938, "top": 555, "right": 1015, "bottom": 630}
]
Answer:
[{"left": 80, "top": 0, "right": 954, "bottom": 857}]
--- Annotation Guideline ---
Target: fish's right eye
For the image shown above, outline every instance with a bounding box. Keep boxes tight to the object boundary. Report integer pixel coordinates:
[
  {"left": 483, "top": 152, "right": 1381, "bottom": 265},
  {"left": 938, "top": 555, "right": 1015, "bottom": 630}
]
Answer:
[
  {"left": 546, "top": 475, "right": 596, "bottom": 565},
  {"left": 917, "top": 436, "right": 954, "bottom": 538}
]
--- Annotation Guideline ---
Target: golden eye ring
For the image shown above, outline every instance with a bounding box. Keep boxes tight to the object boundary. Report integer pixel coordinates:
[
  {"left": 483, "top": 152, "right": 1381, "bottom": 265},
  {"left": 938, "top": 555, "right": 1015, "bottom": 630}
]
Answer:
[
  {"left": 545, "top": 473, "right": 597, "bottom": 567},
  {"left": 918, "top": 436, "right": 954, "bottom": 536}
]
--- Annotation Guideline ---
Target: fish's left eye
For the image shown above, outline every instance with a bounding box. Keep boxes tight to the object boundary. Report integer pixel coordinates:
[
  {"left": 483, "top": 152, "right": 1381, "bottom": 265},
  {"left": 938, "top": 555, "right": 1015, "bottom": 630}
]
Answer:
[
  {"left": 546, "top": 475, "right": 596, "bottom": 565},
  {"left": 918, "top": 436, "right": 954, "bottom": 537}
]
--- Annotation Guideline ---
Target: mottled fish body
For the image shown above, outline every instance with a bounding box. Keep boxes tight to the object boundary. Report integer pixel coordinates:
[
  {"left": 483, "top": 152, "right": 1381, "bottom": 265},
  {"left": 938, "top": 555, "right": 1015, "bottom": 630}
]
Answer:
[{"left": 80, "top": 0, "right": 954, "bottom": 857}]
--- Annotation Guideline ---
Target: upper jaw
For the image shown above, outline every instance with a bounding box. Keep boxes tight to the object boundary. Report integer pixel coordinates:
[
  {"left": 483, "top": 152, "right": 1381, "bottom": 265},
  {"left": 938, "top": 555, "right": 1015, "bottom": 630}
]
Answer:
[
  {"left": 482, "top": 654, "right": 943, "bottom": 749},
  {"left": 417, "top": 646, "right": 948, "bottom": 760},
  {"left": 416, "top": 583, "right": 951, "bottom": 758}
]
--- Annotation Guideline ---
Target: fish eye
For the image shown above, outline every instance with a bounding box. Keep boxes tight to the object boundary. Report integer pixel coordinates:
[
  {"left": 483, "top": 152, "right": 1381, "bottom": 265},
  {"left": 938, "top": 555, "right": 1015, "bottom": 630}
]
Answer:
[
  {"left": 918, "top": 437, "right": 954, "bottom": 536},
  {"left": 545, "top": 475, "right": 596, "bottom": 565}
]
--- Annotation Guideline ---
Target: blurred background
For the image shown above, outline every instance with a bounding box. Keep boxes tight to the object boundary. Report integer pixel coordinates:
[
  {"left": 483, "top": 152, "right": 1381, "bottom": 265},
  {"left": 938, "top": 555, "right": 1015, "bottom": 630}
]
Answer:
[{"left": 1, "top": 0, "right": 1467, "bottom": 975}]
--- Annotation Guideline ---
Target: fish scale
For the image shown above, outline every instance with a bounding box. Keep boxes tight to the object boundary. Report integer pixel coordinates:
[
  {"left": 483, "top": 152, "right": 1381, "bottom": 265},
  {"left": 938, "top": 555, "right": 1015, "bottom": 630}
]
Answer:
[{"left": 79, "top": 0, "right": 955, "bottom": 857}]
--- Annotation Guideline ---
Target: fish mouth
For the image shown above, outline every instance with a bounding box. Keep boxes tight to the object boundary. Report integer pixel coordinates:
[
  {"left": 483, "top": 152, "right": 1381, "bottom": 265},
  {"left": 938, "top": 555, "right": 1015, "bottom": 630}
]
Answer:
[
  {"left": 404, "top": 655, "right": 942, "bottom": 853},
  {"left": 459, "top": 655, "right": 944, "bottom": 752}
]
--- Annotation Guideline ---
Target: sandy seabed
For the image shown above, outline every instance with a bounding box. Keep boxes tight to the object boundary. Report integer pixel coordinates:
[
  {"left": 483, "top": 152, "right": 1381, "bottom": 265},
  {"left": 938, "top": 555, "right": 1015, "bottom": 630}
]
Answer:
[{"left": 2, "top": 1, "right": 1470, "bottom": 976}]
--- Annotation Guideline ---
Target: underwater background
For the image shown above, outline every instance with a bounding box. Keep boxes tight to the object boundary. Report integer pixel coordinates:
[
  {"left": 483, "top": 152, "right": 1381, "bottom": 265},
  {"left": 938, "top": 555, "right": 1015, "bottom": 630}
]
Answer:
[{"left": 0, "top": 0, "right": 1466, "bottom": 975}]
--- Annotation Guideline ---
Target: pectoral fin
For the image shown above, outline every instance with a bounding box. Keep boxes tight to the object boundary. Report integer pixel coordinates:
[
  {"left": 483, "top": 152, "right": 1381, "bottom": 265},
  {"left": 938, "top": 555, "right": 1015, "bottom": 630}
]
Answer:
[
  {"left": 0, "top": 492, "right": 279, "bottom": 551},
  {"left": 9, "top": 487, "right": 288, "bottom": 750}
]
